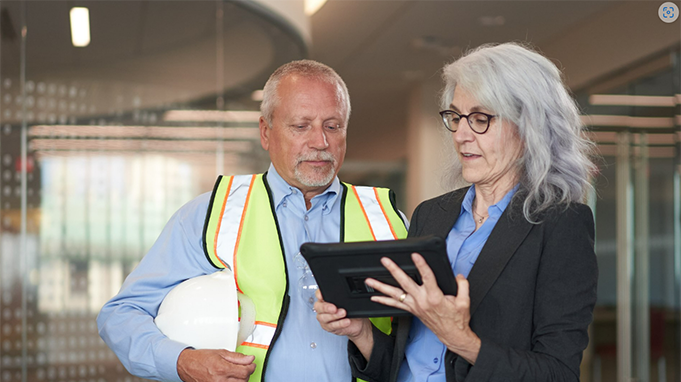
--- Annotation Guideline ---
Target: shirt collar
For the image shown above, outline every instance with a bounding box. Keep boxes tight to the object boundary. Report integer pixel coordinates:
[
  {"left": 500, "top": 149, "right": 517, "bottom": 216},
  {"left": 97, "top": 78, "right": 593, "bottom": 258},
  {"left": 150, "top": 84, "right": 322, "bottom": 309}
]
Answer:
[
  {"left": 265, "top": 163, "right": 341, "bottom": 210},
  {"left": 461, "top": 184, "right": 519, "bottom": 218}
]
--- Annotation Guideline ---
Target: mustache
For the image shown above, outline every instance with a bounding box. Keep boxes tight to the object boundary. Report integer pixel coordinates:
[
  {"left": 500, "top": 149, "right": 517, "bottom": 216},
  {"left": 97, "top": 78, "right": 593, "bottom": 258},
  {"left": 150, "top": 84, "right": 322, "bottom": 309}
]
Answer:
[{"left": 296, "top": 151, "right": 335, "bottom": 164}]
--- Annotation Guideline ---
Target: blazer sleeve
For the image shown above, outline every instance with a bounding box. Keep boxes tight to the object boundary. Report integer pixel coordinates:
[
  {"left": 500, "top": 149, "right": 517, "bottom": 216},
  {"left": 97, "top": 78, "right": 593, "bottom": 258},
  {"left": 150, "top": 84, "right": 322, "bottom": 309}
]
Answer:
[
  {"left": 454, "top": 204, "right": 598, "bottom": 381},
  {"left": 347, "top": 202, "right": 426, "bottom": 382}
]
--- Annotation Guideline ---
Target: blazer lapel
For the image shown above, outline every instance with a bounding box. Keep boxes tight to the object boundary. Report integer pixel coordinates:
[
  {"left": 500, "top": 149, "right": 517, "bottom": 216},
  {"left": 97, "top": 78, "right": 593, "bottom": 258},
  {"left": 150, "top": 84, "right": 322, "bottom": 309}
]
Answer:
[
  {"left": 467, "top": 201, "right": 533, "bottom": 316},
  {"left": 426, "top": 188, "right": 467, "bottom": 239}
]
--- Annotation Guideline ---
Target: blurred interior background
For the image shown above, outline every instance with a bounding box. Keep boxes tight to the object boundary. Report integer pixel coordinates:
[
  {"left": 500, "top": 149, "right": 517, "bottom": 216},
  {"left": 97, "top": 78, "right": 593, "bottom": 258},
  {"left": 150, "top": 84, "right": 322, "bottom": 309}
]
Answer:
[{"left": 0, "top": 1, "right": 679, "bottom": 381}]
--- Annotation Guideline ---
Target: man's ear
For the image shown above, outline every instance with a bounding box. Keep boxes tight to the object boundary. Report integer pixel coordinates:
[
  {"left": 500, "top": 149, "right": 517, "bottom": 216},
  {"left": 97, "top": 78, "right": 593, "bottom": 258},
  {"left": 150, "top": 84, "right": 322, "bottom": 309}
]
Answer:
[{"left": 259, "top": 117, "right": 270, "bottom": 151}]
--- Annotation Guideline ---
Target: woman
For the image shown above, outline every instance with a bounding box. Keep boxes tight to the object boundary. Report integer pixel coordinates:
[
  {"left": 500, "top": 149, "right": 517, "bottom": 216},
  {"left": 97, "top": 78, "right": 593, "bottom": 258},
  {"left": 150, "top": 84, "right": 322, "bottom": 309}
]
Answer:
[{"left": 315, "top": 42, "right": 598, "bottom": 381}]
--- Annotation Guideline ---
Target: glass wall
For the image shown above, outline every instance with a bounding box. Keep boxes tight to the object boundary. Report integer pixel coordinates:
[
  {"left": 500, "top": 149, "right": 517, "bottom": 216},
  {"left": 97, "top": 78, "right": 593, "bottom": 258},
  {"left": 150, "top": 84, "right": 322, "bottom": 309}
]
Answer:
[
  {"left": 0, "top": 2, "right": 678, "bottom": 382},
  {"left": 0, "top": 1, "right": 304, "bottom": 381},
  {"left": 580, "top": 50, "right": 680, "bottom": 382}
]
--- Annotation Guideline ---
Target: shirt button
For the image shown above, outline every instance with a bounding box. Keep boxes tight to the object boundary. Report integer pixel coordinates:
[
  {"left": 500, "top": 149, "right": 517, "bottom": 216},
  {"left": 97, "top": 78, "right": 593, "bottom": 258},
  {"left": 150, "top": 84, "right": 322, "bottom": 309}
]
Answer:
[
  {"left": 310, "top": 342, "right": 317, "bottom": 349},
  {"left": 282, "top": 202, "right": 287, "bottom": 208},
  {"left": 433, "top": 357, "right": 438, "bottom": 363},
  {"left": 292, "top": 189, "right": 297, "bottom": 194},
  {"left": 304, "top": 215, "right": 309, "bottom": 221}
]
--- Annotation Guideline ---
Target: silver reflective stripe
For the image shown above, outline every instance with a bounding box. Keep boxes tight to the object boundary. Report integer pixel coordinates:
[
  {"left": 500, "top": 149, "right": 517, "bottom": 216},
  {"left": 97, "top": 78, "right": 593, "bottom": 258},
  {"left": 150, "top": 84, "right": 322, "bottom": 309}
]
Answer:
[
  {"left": 243, "top": 322, "right": 277, "bottom": 348},
  {"left": 354, "top": 186, "right": 397, "bottom": 241},
  {"left": 215, "top": 175, "right": 255, "bottom": 271}
]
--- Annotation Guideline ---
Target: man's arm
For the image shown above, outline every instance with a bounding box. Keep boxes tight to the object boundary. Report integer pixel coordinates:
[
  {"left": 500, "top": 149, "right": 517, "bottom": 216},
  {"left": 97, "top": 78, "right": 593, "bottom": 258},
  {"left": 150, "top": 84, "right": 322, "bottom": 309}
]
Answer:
[{"left": 97, "top": 193, "right": 253, "bottom": 381}]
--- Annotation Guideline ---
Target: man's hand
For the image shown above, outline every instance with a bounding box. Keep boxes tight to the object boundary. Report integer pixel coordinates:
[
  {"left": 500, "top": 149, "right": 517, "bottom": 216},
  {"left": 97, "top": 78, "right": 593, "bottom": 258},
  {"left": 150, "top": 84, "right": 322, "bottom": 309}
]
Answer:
[
  {"left": 314, "top": 289, "right": 374, "bottom": 361},
  {"left": 177, "top": 348, "right": 256, "bottom": 382}
]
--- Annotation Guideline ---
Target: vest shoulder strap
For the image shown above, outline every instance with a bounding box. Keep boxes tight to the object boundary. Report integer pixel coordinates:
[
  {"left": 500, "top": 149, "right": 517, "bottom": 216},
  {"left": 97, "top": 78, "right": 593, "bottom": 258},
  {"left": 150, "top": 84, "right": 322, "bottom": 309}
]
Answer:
[
  {"left": 342, "top": 183, "right": 408, "bottom": 241},
  {"left": 203, "top": 174, "right": 259, "bottom": 269}
]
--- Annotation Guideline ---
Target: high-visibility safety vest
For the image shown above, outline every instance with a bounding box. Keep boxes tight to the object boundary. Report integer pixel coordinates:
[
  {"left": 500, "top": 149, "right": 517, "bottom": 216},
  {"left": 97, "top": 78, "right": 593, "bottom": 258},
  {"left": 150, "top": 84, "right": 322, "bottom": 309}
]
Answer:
[{"left": 202, "top": 173, "right": 408, "bottom": 381}]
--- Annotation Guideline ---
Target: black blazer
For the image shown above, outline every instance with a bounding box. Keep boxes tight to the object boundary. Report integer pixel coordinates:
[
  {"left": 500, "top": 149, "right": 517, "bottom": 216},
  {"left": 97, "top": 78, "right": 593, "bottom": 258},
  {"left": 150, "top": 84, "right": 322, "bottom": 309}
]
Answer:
[{"left": 349, "top": 188, "right": 598, "bottom": 382}]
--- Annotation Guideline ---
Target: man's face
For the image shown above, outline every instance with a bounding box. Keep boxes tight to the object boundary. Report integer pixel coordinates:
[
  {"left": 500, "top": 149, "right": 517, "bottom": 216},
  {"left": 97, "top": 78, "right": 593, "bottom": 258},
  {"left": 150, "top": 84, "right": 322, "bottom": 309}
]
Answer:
[{"left": 260, "top": 74, "right": 348, "bottom": 195}]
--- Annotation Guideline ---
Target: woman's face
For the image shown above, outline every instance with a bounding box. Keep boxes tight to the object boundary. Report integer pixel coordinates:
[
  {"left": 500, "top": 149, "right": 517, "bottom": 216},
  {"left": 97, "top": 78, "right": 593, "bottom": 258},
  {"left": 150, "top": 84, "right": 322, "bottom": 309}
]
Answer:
[{"left": 450, "top": 87, "right": 523, "bottom": 191}]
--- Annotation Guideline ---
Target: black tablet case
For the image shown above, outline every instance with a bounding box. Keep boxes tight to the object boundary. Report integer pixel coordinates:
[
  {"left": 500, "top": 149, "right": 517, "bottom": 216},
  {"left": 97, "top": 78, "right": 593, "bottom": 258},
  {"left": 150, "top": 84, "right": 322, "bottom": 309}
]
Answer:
[{"left": 300, "top": 236, "right": 457, "bottom": 318}]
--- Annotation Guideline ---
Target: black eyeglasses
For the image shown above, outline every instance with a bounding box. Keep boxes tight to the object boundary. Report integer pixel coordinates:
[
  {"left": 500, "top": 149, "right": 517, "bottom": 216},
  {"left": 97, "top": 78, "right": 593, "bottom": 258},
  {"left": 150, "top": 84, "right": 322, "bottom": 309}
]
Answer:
[{"left": 439, "top": 110, "right": 496, "bottom": 134}]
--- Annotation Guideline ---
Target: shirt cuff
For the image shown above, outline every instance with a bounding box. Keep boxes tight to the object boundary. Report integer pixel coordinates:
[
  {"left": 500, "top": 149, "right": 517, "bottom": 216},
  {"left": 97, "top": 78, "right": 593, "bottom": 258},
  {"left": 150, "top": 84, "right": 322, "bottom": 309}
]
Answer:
[{"left": 155, "top": 339, "right": 192, "bottom": 382}]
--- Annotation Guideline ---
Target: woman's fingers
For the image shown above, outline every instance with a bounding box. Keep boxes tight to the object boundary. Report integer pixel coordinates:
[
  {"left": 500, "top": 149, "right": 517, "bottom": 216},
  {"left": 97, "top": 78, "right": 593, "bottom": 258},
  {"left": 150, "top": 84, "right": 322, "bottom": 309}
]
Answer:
[
  {"left": 364, "top": 277, "right": 405, "bottom": 300},
  {"left": 370, "top": 294, "right": 409, "bottom": 310},
  {"left": 454, "top": 274, "right": 470, "bottom": 301},
  {"left": 411, "top": 253, "right": 440, "bottom": 292},
  {"left": 378, "top": 257, "right": 420, "bottom": 294}
]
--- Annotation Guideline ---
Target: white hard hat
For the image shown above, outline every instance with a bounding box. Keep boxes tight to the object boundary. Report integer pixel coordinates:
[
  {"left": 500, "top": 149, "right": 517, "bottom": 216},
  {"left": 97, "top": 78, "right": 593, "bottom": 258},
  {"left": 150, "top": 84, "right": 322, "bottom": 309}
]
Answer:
[{"left": 155, "top": 269, "right": 255, "bottom": 351}]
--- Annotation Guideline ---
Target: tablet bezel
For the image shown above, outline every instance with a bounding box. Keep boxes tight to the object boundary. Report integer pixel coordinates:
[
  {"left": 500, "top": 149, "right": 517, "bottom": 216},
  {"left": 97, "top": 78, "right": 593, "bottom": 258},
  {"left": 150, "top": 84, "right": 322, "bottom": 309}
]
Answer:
[{"left": 300, "top": 236, "right": 456, "bottom": 318}]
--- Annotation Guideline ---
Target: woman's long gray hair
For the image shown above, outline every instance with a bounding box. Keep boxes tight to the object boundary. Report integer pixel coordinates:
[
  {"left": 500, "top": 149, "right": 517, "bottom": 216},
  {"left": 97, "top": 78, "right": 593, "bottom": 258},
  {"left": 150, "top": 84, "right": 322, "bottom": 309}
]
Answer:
[{"left": 441, "top": 42, "right": 596, "bottom": 222}]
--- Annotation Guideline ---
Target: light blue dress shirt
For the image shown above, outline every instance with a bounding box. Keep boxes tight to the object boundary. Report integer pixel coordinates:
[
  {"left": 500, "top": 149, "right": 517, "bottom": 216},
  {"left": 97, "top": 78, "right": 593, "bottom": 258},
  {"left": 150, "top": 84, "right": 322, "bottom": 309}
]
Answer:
[
  {"left": 97, "top": 164, "right": 354, "bottom": 382},
  {"left": 397, "top": 185, "right": 517, "bottom": 382}
]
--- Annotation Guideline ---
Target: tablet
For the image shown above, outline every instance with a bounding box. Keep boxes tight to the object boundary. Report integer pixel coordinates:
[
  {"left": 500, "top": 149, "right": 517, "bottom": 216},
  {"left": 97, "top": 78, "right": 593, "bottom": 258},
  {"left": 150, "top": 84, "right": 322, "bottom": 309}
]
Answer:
[{"left": 300, "top": 236, "right": 457, "bottom": 318}]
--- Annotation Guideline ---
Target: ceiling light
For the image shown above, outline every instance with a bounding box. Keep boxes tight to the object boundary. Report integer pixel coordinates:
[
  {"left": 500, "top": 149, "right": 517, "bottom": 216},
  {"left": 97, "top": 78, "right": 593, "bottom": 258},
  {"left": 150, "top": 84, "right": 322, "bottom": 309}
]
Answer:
[
  {"left": 70, "top": 7, "right": 90, "bottom": 47},
  {"left": 589, "top": 94, "right": 677, "bottom": 107},
  {"left": 305, "top": 0, "right": 327, "bottom": 16},
  {"left": 28, "top": 125, "right": 260, "bottom": 140},
  {"left": 580, "top": 115, "right": 675, "bottom": 128},
  {"left": 251, "top": 90, "right": 264, "bottom": 102},
  {"left": 162, "top": 110, "right": 261, "bottom": 123},
  {"left": 29, "top": 139, "right": 253, "bottom": 153}
]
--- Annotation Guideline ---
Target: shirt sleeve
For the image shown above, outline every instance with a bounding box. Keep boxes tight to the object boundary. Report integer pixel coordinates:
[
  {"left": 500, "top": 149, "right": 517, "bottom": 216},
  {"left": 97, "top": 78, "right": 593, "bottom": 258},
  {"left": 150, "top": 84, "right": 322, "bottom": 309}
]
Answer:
[{"left": 96, "top": 192, "right": 218, "bottom": 382}]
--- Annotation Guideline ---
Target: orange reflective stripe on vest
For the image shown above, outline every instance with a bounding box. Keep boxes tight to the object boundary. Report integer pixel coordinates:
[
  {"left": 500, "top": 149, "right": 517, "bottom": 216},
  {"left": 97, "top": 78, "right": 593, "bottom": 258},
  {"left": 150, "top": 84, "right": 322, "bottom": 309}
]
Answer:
[
  {"left": 212, "top": 174, "right": 256, "bottom": 274},
  {"left": 241, "top": 321, "right": 277, "bottom": 350}
]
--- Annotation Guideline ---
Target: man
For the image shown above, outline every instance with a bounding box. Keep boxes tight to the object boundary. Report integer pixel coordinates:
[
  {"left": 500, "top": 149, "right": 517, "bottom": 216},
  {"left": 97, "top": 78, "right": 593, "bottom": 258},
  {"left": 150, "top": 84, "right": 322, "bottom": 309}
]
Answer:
[{"left": 97, "top": 60, "right": 408, "bottom": 382}]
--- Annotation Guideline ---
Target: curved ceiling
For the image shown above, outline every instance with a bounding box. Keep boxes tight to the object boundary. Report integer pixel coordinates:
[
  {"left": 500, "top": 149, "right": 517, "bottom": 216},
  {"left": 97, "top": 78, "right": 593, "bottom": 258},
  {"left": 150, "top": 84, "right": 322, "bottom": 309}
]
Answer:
[{"left": 0, "top": 1, "right": 308, "bottom": 124}]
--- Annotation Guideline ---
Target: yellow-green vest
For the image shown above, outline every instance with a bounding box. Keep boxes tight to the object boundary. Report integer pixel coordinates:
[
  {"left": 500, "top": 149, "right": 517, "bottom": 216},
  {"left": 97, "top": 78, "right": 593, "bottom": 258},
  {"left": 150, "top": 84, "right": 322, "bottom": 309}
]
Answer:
[{"left": 202, "top": 173, "right": 407, "bottom": 381}]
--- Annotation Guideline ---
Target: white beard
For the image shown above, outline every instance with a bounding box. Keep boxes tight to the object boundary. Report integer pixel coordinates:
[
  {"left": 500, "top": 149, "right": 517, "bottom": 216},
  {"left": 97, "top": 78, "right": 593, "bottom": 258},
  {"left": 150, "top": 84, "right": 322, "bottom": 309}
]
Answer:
[{"left": 294, "top": 151, "right": 337, "bottom": 187}]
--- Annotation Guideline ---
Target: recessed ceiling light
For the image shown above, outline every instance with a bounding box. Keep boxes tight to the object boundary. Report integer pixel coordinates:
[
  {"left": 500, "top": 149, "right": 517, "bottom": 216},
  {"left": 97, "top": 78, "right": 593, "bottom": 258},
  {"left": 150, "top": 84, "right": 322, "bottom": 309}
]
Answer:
[
  {"left": 70, "top": 7, "right": 90, "bottom": 47},
  {"left": 305, "top": 0, "right": 327, "bottom": 16}
]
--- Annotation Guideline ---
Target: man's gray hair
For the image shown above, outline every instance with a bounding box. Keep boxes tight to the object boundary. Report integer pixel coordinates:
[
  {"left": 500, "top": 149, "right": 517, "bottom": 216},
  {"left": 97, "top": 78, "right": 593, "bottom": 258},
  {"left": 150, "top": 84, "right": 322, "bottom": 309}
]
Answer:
[
  {"left": 260, "top": 59, "right": 351, "bottom": 126},
  {"left": 441, "top": 42, "right": 597, "bottom": 222}
]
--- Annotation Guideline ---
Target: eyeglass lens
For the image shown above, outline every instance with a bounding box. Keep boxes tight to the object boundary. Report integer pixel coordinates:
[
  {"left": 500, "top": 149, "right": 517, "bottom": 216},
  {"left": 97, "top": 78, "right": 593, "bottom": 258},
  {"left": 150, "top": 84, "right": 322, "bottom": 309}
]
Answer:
[{"left": 444, "top": 111, "right": 490, "bottom": 133}]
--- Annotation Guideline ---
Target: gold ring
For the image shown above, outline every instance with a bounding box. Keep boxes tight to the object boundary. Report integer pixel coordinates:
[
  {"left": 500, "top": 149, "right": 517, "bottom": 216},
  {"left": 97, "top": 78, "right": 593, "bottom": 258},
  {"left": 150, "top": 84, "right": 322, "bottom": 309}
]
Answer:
[{"left": 398, "top": 293, "right": 407, "bottom": 303}]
